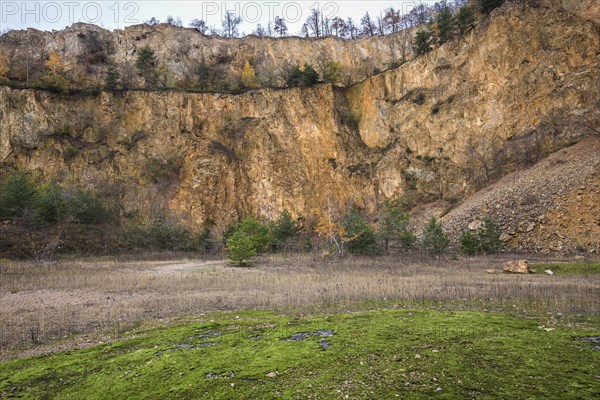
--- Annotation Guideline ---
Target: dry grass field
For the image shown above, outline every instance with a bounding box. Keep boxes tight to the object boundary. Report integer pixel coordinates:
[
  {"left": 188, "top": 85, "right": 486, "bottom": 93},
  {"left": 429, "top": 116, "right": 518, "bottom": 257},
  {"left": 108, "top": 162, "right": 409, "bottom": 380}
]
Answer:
[{"left": 1, "top": 254, "right": 599, "bottom": 361}]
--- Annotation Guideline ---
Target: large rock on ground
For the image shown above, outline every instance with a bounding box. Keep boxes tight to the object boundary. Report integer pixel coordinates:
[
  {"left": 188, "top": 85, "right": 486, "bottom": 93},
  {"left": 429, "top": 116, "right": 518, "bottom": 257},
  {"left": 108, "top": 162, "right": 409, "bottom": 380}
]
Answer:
[{"left": 503, "top": 260, "right": 534, "bottom": 274}]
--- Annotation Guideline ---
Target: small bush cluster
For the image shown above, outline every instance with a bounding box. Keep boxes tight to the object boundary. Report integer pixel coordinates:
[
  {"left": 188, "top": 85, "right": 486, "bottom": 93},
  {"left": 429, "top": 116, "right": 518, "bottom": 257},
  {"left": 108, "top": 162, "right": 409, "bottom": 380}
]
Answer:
[
  {"left": 226, "top": 211, "right": 300, "bottom": 265},
  {"left": 284, "top": 63, "right": 320, "bottom": 87},
  {"left": 421, "top": 217, "right": 449, "bottom": 255},
  {"left": 0, "top": 170, "right": 219, "bottom": 260},
  {"left": 414, "top": 1, "right": 505, "bottom": 56},
  {"left": 116, "top": 221, "right": 212, "bottom": 252},
  {"left": 338, "top": 109, "right": 361, "bottom": 129},
  {"left": 1, "top": 171, "right": 504, "bottom": 262},
  {"left": 143, "top": 151, "right": 183, "bottom": 185},
  {"left": 0, "top": 171, "right": 108, "bottom": 225}
]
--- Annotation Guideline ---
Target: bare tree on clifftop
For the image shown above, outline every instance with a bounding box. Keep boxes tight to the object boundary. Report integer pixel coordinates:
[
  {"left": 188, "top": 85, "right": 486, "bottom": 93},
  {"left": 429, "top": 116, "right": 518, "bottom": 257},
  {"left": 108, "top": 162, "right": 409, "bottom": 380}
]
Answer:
[
  {"left": 360, "top": 12, "right": 379, "bottom": 37},
  {"left": 222, "top": 12, "right": 242, "bottom": 37},
  {"left": 274, "top": 16, "right": 287, "bottom": 37},
  {"left": 190, "top": 19, "right": 209, "bottom": 35},
  {"left": 305, "top": 8, "right": 322, "bottom": 37}
]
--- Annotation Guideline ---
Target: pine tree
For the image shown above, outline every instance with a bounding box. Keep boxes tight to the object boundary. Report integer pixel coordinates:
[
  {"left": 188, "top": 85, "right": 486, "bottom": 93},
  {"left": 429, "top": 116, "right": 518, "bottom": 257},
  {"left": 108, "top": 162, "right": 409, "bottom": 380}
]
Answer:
[
  {"left": 300, "top": 63, "right": 319, "bottom": 86},
  {"left": 0, "top": 171, "right": 37, "bottom": 219},
  {"left": 456, "top": 6, "right": 475, "bottom": 34},
  {"left": 135, "top": 46, "right": 157, "bottom": 87},
  {"left": 421, "top": 217, "right": 449, "bottom": 255},
  {"left": 413, "top": 30, "right": 433, "bottom": 56},
  {"left": 272, "top": 210, "right": 298, "bottom": 249},
  {"left": 460, "top": 230, "right": 480, "bottom": 255},
  {"left": 238, "top": 215, "right": 272, "bottom": 252},
  {"left": 342, "top": 209, "right": 379, "bottom": 255},
  {"left": 435, "top": 6, "right": 454, "bottom": 44},
  {"left": 377, "top": 202, "right": 412, "bottom": 253},
  {"left": 478, "top": 218, "right": 502, "bottom": 254},
  {"left": 274, "top": 16, "right": 288, "bottom": 37},
  {"left": 226, "top": 230, "right": 257, "bottom": 266}
]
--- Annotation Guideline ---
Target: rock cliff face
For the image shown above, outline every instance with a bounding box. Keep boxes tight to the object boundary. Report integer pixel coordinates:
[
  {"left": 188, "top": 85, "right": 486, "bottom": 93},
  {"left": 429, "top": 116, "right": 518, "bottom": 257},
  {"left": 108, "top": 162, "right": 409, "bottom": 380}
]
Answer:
[
  {"left": 0, "top": 1, "right": 599, "bottom": 250},
  {"left": 345, "top": 0, "right": 599, "bottom": 195},
  {"left": 0, "top": 21, "right": 414, "bottom": 88},
  {"left": 0, "top": 84, "right": 383, "bottom": 226}
]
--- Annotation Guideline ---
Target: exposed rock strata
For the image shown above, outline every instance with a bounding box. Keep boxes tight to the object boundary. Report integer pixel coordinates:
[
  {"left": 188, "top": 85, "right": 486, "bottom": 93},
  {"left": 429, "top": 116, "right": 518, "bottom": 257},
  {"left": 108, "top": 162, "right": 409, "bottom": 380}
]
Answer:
[{"left": 0, "top": 1, "right": 598, "bottom": 252}]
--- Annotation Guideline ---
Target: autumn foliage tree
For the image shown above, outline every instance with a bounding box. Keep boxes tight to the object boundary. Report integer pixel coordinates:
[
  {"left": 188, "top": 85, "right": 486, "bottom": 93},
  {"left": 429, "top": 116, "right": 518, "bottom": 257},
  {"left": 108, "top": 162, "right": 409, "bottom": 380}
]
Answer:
[
  {"left": 45, "top": 52, "right": 65, "bottom": 75},
  {"left": 42, "top": 51, "right": 69, "bottom": 91},
  {"left": 0, "top": 52, "right": 9, "bottom": 80},
  {"left": 315, "top": 213, "right": 356, "bottom": 255},
  {"left": 241, "top": 60, "right": 258, "bottom": 88}
]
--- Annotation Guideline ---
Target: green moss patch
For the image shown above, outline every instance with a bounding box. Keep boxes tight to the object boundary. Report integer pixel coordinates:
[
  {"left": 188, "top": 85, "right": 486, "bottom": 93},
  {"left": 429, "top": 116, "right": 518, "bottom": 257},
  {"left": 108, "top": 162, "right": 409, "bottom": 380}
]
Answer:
[
  {"left": 1, "top": 308, "right": 599, "bottom": 399},
  {"left": 531, "top": 263, "right": 600, "bottom": 275}
]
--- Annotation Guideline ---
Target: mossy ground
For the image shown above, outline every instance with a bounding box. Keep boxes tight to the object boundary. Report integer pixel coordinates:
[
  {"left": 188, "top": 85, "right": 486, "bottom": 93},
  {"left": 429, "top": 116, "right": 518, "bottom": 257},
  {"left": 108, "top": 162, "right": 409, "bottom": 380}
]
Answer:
[
  {"left": 531, "top": 262, "right": 600, "bottom": 275},
  {"left": 1, "top": 306, "right": 599, "bottom": 399}
]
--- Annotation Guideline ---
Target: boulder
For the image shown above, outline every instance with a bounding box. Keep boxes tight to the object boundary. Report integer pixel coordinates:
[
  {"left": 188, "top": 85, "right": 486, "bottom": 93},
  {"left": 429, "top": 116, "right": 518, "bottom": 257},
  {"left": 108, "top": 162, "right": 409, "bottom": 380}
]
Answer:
[
  {"left": 503, "top": 260, "right": 533, "bottom": 274},
  {"left": 486, "top": 269, "right": 497, "bottom": 274},
  {"left": 544, "top": 269, "right": 554, "bottom": 275}
]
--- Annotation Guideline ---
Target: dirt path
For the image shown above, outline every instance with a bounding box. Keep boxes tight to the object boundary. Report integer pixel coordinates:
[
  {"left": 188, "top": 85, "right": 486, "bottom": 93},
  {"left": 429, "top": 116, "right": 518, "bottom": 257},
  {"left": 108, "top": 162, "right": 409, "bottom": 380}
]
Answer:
[{"left": 146, "top": 260, "right": 229, "bottom": 275}]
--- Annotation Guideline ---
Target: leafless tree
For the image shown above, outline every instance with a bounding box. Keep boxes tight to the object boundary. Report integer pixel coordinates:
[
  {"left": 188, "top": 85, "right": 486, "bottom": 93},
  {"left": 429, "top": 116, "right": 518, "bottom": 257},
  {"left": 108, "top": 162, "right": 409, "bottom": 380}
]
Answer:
[
  {"left": 190, "top": 19, "right": 209, "bottom": 34},
  {"left": 397, "top": 15, "right": 414, "bottom": 62},
  {"left": 222, "top": 12, "right": 242, "bottom": 37},
  {"left": 376, "top": 13, "right": 385, "bottom": 36},
  {"left": 360, "top": 12, "right": 378, "bottom": 37},
  {"left": 305, "top": 8, "right": 322, "bottom": 37},
  {"left": 346, "top": 18, "right": 359, "bottom": 39},
  {"left": 407, "top": 4, "right": 430, "bottom": 27},
  {"left": 274, "top": 16, "right": 287, "bottom": 37},
  {"left": 383, "top": 7, "right": 402, "bottom": 33},
  {"left": 331, "top": 17, "right": 346, "bottom": 38},
  {"left": 265, "top": 22, "right": 274, "bottom": 37},
  {"left": 253, "top": 24, "right": 266, "bottom": 37},
  {"left": 165, "top": 16, "right": 182, "bottom": 27},
  {"left": 321, "top": 16, "right": 332, "bottom": 36}
]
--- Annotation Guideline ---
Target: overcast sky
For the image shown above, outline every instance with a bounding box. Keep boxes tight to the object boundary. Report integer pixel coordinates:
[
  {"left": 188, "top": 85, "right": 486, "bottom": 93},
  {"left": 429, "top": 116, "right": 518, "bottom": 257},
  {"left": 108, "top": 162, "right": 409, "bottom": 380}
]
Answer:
[{"left": 1, "top": 1, "right": 435, "bottom": 35}]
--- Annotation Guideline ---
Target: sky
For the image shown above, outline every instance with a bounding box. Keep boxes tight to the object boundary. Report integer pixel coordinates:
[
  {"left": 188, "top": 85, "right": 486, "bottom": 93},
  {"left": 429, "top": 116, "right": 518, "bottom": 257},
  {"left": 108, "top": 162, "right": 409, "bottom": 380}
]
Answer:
[{"left": 0, "top": 1, "right": 436, "bottom": 35}]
